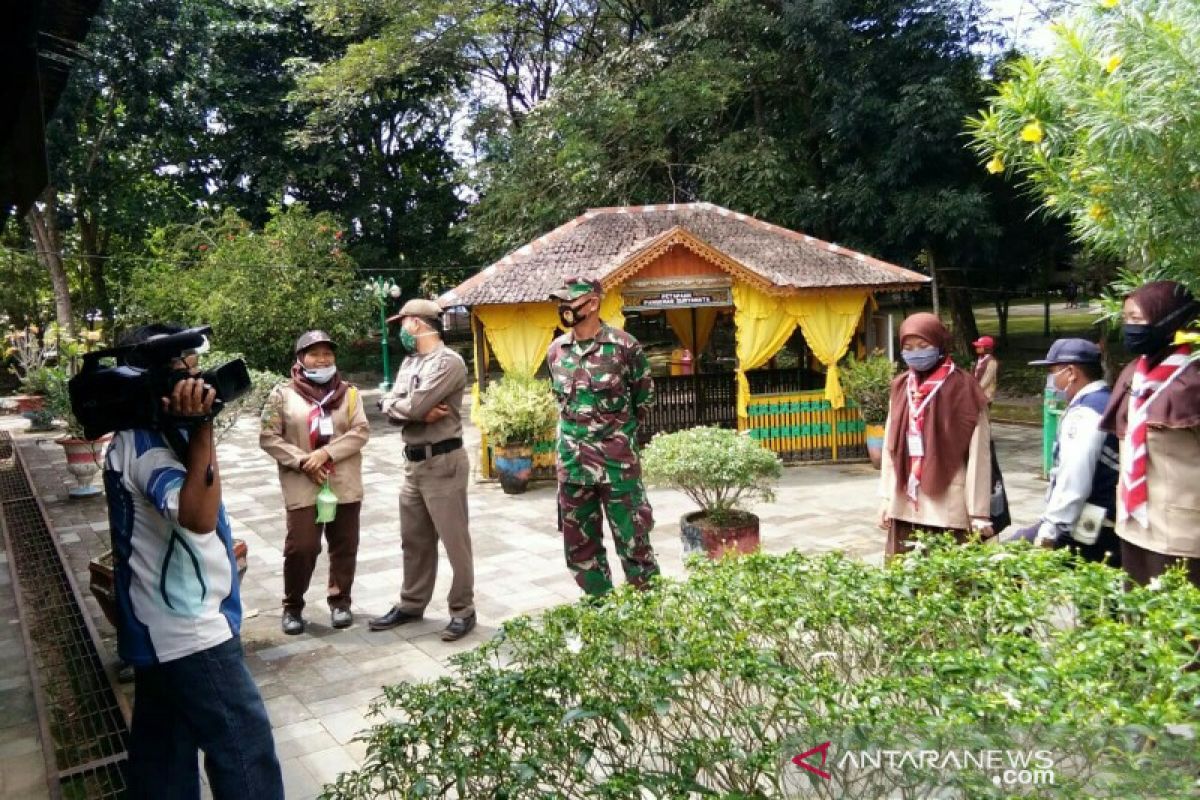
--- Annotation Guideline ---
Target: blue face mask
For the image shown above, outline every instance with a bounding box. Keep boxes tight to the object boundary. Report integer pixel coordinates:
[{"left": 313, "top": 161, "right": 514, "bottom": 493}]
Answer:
[
  {"left": 1045, "top": 369, "right": 1069, "bottom": 403},
  {"left": 901, "top": 347, "right": 942, "bottom": 373}
]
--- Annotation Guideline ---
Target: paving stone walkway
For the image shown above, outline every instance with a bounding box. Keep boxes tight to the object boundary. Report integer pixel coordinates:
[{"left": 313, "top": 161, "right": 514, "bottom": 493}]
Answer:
[{"left": 0, "top": 395, "right": 1047, "bottom": 799}]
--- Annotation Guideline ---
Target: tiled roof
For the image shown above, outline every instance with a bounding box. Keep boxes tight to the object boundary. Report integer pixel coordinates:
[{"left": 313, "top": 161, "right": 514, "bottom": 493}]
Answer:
[{"left": 440, "top": 203, "right": 929, "bottom": 307}]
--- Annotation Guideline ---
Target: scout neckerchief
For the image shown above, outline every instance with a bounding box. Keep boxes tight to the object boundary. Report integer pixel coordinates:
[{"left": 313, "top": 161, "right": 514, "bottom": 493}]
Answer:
[
  {"left": 973, "top": 354, "right": 992, "bottom": 381},
  {"left": 1119, "top": 344, "right": 1195, "bottom": 526},
  {"left": 905, "top": 358, "right": 955, "bottom": 505},
  {"left": 307, "top": 389, "right": 339, "bottom": 473}
]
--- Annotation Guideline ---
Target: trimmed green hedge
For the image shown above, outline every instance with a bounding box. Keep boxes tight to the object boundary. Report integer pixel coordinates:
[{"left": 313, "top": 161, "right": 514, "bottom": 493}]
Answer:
[{"left": 323, "top": 538, "right": 1200, "bottom": 799}]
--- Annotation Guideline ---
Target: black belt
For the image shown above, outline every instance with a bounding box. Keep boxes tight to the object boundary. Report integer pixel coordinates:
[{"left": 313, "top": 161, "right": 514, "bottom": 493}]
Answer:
[{"left": 404, "top": 437, "right": 463, "bottom": 462}]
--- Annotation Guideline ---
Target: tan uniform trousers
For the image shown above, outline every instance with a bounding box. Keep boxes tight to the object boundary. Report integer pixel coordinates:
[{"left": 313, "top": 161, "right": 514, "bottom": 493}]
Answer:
[{"left": 396, "top": 447, "right": 475, "bottom": 618}]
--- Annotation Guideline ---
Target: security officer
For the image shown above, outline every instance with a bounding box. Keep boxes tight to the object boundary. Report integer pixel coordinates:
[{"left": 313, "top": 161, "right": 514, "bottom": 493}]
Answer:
[
  {"left": 368, "top": 299, "right": 476, "bottom": 641},
  {"left": 1009, "top": 339, "right": 1121, "bottom": 565},
  {"left": 546, "top": 277, "right": 660, "bottom": 596}
]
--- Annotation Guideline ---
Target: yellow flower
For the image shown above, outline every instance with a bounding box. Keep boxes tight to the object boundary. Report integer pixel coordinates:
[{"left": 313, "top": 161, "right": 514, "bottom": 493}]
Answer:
[
  {"left": 1087, "top": 202, "right": 1108, "bottom": 221},
  {"left": 1020, "top": 120, "right": 1044, "bottom": 143},
  {"left": 1175, "top": 329, "right": 1200, "bottom": 353},
  {"left": 1104, "top": 54, "right": 1122, "bottom": 73},
  {"left": 1045, "top": 195, "right": 1058, "bottom": 207},
  {"left": 1090, "top": 183, "right": 1112, "bottom": 195},
  {"left": 985, "top": 155, "right": 1005, "bottom": 174},
  {"left": 1069, "top": 168, "right": 1082, "bottom": 181},
  {"left": 1100, "top": 0, "right": 1118, "bottom": 8}
]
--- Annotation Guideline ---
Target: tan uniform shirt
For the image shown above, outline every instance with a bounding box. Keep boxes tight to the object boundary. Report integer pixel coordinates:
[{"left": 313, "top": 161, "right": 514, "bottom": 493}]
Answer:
[
  {"left": 1116, "top": 425, "right": 1200, "bottom": 558},
  {"left": 381, "top": 344, "right": 467, "bottom": 446},
  {"left": 879, "top": 409, "right": 993, "bottom": 530},
  {"left": 975, "top": 356, "right": 999, "bottom": 402},
  {"left": 259, "top": 383, "right": 370, "bottom": 511}
]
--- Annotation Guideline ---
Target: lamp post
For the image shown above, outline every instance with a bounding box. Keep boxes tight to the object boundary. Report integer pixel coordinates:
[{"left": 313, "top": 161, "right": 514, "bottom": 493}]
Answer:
[{"left": 367, "top": 277, "right": 401, "bottom": 391}]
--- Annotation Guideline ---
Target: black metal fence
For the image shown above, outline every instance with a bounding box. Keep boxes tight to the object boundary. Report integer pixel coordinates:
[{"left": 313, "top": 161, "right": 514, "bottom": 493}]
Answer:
[{"left": 641, "top": 373, "right": 737, "bottom": 441}]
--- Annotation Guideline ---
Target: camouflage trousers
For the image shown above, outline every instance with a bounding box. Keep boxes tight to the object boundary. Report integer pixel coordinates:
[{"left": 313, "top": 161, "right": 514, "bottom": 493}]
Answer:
[{"left": 558, "top": 478, "right": 659, "bottom": 596}]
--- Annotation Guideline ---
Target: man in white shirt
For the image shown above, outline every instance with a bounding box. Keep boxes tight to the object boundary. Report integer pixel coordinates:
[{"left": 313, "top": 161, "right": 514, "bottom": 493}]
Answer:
[{"left": 1009, "top": 339, "right": 1121, "bottom": 565}]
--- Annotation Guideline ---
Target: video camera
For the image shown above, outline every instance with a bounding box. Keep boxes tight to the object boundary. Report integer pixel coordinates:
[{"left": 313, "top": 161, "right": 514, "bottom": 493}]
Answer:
[{"left": 68, "top": 326, "right": 251, "bottom": 440}]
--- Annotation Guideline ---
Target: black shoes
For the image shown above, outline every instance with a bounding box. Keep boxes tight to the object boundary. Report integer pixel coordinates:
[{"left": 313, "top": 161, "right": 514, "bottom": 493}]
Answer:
[
  {"left": 368, "top": 606, "right": 424, "bottom": 631},
  {"left": 441, "top": 613, "right": 477, "bottom": 642},
  {"left": 331, "top": 607, "right": 353, "bottom": 629},
  {"left": 282, "top": 611, "right": 305, "bottom": 635}
]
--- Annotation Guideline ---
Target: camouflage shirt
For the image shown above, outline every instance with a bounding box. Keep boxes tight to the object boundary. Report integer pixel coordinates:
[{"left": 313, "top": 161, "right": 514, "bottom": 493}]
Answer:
[{"left": 547, "top": 324, "right": 655, "bottom": 485}]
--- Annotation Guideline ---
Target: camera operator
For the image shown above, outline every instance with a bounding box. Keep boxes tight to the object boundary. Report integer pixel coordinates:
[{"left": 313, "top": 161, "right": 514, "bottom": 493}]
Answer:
[{"left": 100, "top": 324, "right": 283, "bottom": 799}]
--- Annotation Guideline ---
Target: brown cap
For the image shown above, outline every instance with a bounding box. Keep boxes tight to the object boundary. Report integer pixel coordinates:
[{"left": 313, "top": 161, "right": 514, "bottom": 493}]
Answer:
[
  {"left": 387, "top": 298, "right": 443, "bottom": 324},
  {"left": 549, "top": 277, "right": 602, "bottom": 302},
  {"left": 294, "top": 330, "right": 336, "bottom": 355}
]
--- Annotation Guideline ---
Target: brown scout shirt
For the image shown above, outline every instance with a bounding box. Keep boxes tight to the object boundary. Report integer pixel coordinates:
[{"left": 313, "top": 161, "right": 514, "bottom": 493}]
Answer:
[{"left": 259, "top": 383, "right": 370, "bottom": 511}]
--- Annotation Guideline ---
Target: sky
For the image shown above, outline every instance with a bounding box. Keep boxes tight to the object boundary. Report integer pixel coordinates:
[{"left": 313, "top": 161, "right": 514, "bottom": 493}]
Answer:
[{"left": 986, "top": 0, "right": 1062, "bottom": 53}]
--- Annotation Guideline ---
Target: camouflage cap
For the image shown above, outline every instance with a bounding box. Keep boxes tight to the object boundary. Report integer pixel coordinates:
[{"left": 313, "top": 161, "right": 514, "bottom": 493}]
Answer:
[
  {"left": 549, "top": 277, "right": 602, "bottom": 302},
  {"left": 387, "top": 298, "right": 443, "bottom": 324},
  {"left": 294, "top": 329, "right": 336, "bottom": 355}
]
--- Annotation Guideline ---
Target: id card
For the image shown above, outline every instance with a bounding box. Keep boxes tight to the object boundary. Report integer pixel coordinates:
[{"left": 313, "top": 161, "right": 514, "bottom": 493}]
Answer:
[
  {"left": 907, "top": 433, "right": 924, "bottom": 457},
  {"left": 318, "top": 415, "right": 334, "bottom": 437}
]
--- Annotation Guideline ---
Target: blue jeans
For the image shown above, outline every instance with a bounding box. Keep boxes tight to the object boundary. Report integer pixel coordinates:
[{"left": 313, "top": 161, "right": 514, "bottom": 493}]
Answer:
[{"left": 128, "top": 636, "right": 283, "bottom": 800}]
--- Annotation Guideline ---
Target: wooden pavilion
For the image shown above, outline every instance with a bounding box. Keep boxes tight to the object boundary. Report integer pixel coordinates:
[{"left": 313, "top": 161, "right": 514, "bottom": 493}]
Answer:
[{"left": 440, "top": 203, "right": 928, "bottom": 476}]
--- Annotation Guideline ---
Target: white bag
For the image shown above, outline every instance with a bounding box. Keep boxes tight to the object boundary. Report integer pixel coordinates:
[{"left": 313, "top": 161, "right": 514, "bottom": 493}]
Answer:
[{"left": 1071, "top": 503, "right": 1108, "bottom": 546}]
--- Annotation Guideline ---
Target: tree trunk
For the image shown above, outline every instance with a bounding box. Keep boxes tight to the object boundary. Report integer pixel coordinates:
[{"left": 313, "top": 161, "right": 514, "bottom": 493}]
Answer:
[
  {"left": 26, "top": 186, "right": 74, "bottom": 335},
  {"left": 1043, "top": 295, "right": 1051, "bottom": 338},
  {"left": 945, "top": 286, "right": 979, "bottom": 357},
  {"left": 994, "top": 295, "right": 1011, "bottom": 346},
  {"left": 929, "top": 258, "right": 940, "bottom": 318},
  {"left": 79, "top": 211, "right": 111, "bottom": 317}
]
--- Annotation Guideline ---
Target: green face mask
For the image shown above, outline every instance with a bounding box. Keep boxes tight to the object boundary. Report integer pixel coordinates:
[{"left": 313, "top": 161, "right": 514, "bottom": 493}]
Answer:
[{"left": 399, "top": 328, "right": 417, "bottom": 351}]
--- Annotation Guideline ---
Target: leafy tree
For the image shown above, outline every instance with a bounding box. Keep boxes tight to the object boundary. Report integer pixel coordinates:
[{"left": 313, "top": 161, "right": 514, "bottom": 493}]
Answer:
[
  {"left": 970, "top": 0, "right": 1200, "bottom": 292},
  {"left": 125, "top": 206, "right": 370, "bottom": 371}
]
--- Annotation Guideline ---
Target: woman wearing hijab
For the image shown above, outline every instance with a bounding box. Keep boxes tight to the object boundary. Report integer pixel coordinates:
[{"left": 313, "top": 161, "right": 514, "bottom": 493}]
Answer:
[
  {"left": 1100, "top": 281, "right": 1200, "bottom": 588},
  {"left": 879, "top": 313, "right": 994, "bottom": 556},
  {"left": 260, "top": 331, "right": 370, "bottom": 634}
]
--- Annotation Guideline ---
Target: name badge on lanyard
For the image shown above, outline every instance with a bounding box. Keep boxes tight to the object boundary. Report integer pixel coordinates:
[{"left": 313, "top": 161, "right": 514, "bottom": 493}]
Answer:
[
  {"left": 318, "top": 414, "right": 334, "bottom": 437},
  {"left": 907, "top": 433, "right": 924, "bottom": 457}
]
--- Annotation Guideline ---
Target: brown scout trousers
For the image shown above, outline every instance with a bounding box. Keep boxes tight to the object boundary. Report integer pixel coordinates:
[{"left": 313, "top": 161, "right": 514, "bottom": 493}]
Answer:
[
  {"left": 396, "top": 448, "right": 475, "bottom": 618},
  {"left": 283, "top": 501, "right": 361, "bottom": 613}
]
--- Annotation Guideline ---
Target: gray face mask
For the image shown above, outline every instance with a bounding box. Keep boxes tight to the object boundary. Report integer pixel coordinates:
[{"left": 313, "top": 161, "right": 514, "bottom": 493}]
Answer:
[{"left": 901, "top": 347, "right": 942, "bottom": 372}]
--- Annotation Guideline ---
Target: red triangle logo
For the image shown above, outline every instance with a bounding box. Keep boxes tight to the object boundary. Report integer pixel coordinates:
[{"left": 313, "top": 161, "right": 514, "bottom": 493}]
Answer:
[{"left": 792, "top": 741, "right": 832, "bottom": 780}]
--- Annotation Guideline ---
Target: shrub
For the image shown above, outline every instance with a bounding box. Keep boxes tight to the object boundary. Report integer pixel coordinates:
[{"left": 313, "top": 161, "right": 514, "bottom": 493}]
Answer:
[
  {"left": 125, "top": 206, "right": 370, "bottom": 372},
  {"left": 642, "top": 426, "right": 782, "bottom": 524},
  {"left": 839, "top": 350, "right": 896, "bottom": 426},
  {"left": 475, "top": 375, "right": 558, "bottom": 445},
  {"left": 321, "top": 538, "right": 1200, "bottom": 799}
]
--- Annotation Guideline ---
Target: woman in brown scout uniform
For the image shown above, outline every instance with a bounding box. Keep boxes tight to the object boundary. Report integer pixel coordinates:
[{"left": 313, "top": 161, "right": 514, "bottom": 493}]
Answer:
[
  {"left": 1099, "top": 281, "right": 1200, "bottom": 588},
  {"left": 260, "top": 331, "right": 370, "bottom": 634},
  {"left": 879, "top": 313, "right": 994, "bottom": 555}
]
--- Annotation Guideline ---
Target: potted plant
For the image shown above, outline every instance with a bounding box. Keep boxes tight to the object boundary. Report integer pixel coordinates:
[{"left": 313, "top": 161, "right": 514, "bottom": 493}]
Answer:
[
  {"left": 839, "top": 350, "right": 896, "bottom": 469},
  {"left": 641, "top": 426, "right": 782, "bottom": 559},
  {"left": 44, "top": 370, "right": 111, "bottom": 498},
  {"left": 475, "top": 375, "right": 559, "bottom": 494}
]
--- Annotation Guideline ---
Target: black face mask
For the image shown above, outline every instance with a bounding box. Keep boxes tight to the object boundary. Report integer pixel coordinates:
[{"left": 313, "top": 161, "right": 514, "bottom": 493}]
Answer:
[
  {"left": 558, "top": 301, "right": 590, "bottom": 329},
  {"left": 1123, "top": 323, "right": 1171, "bottom": 356}
]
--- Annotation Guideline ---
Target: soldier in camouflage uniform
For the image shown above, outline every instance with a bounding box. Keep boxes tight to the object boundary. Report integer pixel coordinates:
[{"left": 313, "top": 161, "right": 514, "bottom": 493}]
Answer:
[{"left": 547, "top": 277, "right": 660, "bottom": 596}]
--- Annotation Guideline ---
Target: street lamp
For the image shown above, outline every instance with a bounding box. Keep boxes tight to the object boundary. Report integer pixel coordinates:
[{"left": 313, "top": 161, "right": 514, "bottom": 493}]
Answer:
[{"left": 366, "top": 277, "right": 401, "bottom": 391}]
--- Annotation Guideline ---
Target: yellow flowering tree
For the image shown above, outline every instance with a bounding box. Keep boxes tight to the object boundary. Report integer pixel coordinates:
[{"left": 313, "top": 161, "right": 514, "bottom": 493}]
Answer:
[{"left": 968, "top": 0, "right": 1200, "bottom": 294}]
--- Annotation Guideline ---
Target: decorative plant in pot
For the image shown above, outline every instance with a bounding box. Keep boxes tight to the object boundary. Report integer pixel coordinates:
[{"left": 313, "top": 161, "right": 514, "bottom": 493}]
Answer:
[
  {"left": 45, "top": 370, "right": 111, "bottom": 498},
  {"left": 642, "top": 426, "right": 782, "bottom": 559},
  {"left": 475, "top": 375, "right": 559, "bottom": 494},
  {"left": 839, "top": 350, "right": 896, "bottom": 469}
]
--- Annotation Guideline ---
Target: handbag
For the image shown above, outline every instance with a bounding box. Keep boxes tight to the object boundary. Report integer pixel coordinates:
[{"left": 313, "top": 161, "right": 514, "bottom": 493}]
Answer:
[{"left": 988, "top": 440, "right": 1011, "bottom": 534}]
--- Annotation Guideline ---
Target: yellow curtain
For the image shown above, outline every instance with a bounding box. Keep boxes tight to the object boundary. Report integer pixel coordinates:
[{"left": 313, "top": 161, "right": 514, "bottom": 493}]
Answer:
[
  {"left": 599, "top": 290, "right": 625, "bottom": 329},
  {"left": 473, "top": 303, "right": 560, "bottom": 378},
  {"left": 786, "top": 290, "right": 871, "bottom": 409},
  {"left": 665, "top": 307, "right": 718, "bottom": 354},
  {"left": 733, "top": 284, "right": 798, "bottom": 423}
]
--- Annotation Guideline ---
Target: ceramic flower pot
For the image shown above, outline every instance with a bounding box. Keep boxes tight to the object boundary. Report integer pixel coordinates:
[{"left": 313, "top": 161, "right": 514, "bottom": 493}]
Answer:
[
  {"left": 864, "top": 423, "right": 886, "bottom": 470},
  {"left": 496, "top": 442, "right": 533, "bottom": 494},
  {"left": 56, "top": 434, "right": 112, "bottom": 498},
  {"left": 680, "top": 510, "right": 760, "bottom": 561}
]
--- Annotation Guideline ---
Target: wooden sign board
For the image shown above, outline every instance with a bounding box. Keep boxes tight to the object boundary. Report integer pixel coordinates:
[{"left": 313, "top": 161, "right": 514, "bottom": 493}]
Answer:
[{"left": 623, "top": 277, "right": 733, "bottom": 310}]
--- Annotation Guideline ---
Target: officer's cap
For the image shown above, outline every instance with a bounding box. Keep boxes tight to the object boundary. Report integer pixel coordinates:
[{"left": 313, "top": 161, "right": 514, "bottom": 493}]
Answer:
[{"left": 387, "top": 298, "right": 443, "bottom": 324}]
